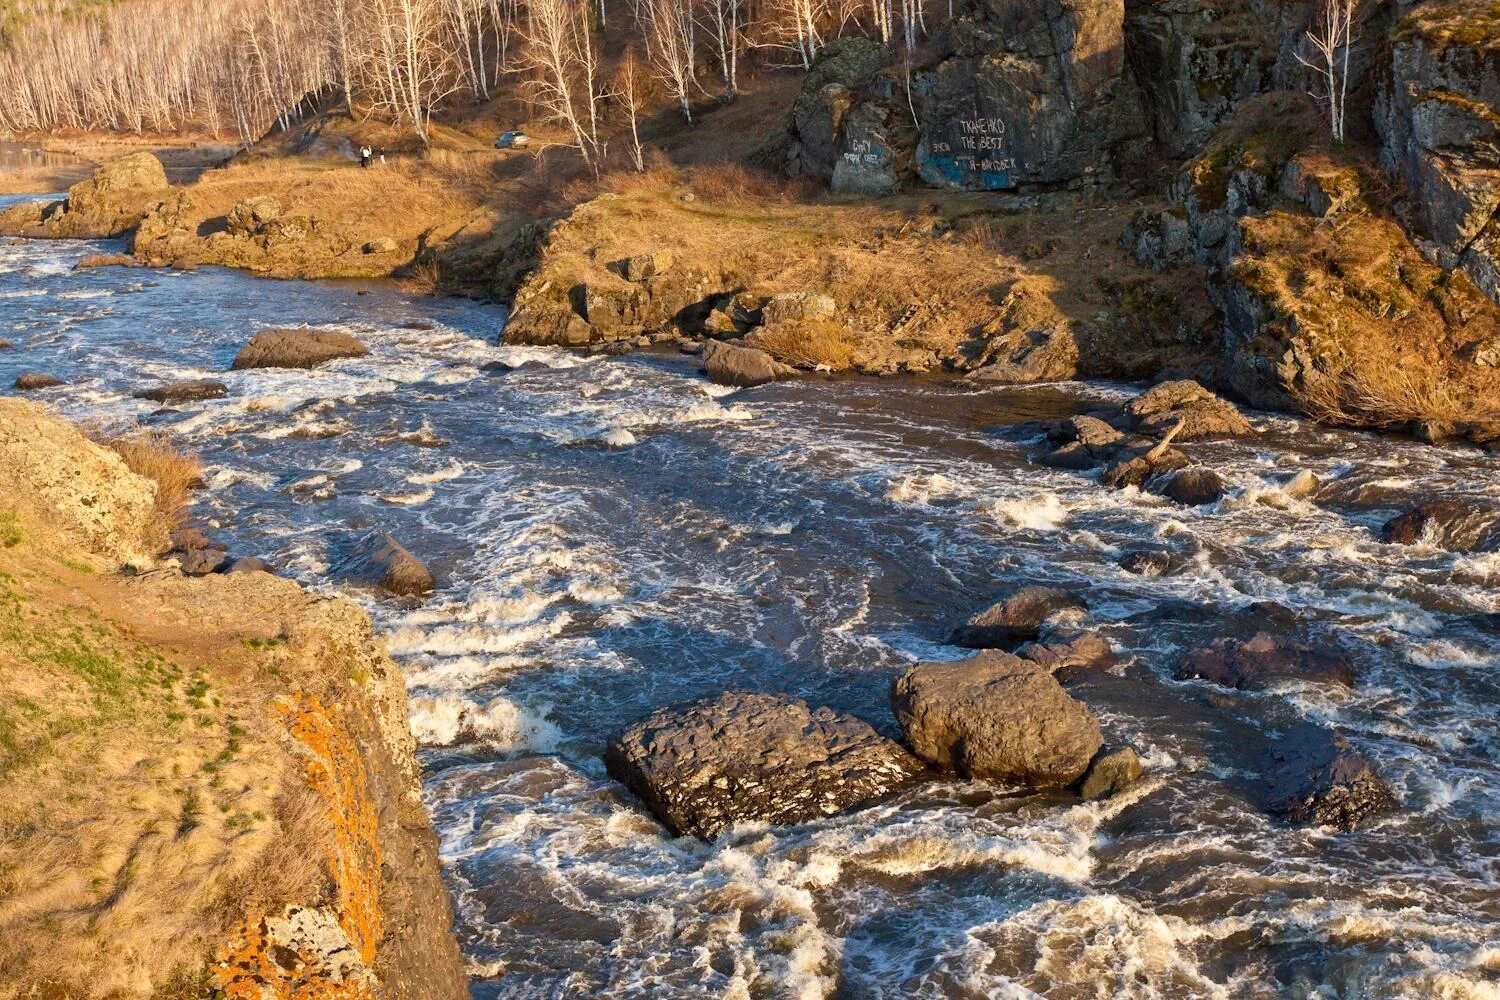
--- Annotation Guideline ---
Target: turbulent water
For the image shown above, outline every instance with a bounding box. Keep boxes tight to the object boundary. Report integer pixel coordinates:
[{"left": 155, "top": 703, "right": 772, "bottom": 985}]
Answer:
[{"left": 2, "top": 223, "right": 1499, "bottom": 999}]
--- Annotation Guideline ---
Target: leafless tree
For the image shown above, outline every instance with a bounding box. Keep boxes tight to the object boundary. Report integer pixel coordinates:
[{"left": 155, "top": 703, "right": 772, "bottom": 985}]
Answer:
[
  {"left": 1297, "top": 0, "right": 1360, "bottom": 142},
  {"left": 614, "top": 46, "right": 647, "bottom": 170},
  {"left": 644, "top": 0, "right": 696, "bottom": 121},
  {"left": 520, "top": 0, "right": 606, "bottom": 171}
]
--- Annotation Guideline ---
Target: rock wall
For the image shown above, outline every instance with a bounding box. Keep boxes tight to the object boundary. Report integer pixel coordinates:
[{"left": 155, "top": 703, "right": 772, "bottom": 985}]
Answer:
[{"left": 1377, "top": 2, "right": 1500, "bottom": 302}]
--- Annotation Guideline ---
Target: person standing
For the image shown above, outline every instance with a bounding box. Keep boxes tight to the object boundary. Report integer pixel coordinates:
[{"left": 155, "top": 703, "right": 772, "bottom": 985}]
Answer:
[{"left": 359, "top": 145, "right": 372, "bottom": 168}]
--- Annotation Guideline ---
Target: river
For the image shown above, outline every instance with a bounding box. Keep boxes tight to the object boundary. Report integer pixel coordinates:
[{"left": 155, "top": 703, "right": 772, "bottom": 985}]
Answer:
[{"left": 1, "top": 222, "right": 1498, "bottom": 999}]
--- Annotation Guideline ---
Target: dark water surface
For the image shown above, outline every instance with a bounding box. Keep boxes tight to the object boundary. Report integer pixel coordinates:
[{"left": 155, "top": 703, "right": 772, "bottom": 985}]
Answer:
[{"left": 2, "top": 227, "right": 1498, "bottom": 999}]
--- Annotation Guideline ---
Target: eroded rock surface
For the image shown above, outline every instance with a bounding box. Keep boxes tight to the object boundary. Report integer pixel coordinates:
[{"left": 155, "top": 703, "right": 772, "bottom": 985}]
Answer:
[
  {"left": 605, "top": 691, "right": 923, "bottom": 840},
  {"left": 339, "top": 532, "right": 436, "bottom": 597},
  {"left": 1263, "top": 725, "right": 1398, "bottom": 830}
]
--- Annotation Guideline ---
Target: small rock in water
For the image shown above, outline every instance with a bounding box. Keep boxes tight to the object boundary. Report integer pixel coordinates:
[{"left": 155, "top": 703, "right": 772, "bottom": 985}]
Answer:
[
  {"left": 1381, "top": 499, "right": 1500, "bottom": 553},
  {"left": 1159, "top": 466, "right": 1225, "bottom": 506},
  {"left": 1101, "top": 442, "right": 1189, "bottom": 489},
  {"left": 1119, "top": 549, "right": 1174, "bottom": 577},
  {"left": 231, "top": 328, "right": 369, "bottom": 370},
  {"left": 1176, "top": 632, "right": 1356, "bottom": 689},
  {"left": 1263, "top": 724, "right": 1397, "bottom": 830},
  {"left": 228, "top": 556, "right": 274, "bottom": 574},
  {"left": 951, "top": 585, "right": 1087, "bottom": 649},
  {"left": 170, "top": 527, "right": 212, "bottom": 551},
  {"left": 1078, "top": 746, "right": 1142, "bottom": 801},
  {"left": 1016, "top": 631, "right": 1118, "bottom": 684},
  {"left": 13, "top": 373, "right": 63, "bottom": 391},
  {"left": 893, "top": 650, "right": 1103, "bottom": 787},
  {"left": 135, "top": 379, "right": 228, "bottom": 404},
  {"left": 605, "top": 691, "right": 923, "bottom": 840},
  {"left": 338, "top": 531, "right": 436, "bottom": 597},
  {"left": 0, "top": 339, "right": 11, "bottom": 350}
]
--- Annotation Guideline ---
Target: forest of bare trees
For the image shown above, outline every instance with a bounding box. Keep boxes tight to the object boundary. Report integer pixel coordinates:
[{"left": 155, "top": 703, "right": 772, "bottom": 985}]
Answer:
[{"left": 0, "top": 0, "right": 939, "bottom": 154}]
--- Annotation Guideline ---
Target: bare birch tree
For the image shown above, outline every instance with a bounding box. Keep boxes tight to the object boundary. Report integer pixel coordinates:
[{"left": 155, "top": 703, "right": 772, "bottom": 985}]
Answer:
[
  {"left": 644, "top": 0, "right": 696, "bottom": 121},
  {"left": 1297, "top": 0, "right": 1360, "bottom": 142},
  {"left": 520, "top": 0, "right": 606, "bottom": 172}
]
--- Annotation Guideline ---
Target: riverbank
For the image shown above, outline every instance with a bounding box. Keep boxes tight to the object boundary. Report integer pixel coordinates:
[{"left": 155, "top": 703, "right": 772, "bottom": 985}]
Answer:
[{"left": 0, "top": 399, "right": 466, "bottom": 999}]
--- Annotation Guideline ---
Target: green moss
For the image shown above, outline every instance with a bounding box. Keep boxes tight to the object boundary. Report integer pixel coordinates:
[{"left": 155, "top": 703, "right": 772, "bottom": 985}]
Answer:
[{"left": 0, "top": 512, "right": 19, "bottom": 549}]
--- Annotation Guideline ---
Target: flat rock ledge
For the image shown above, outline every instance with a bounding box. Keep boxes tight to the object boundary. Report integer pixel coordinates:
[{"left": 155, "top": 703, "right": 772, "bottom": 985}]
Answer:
[
  {"left": 605, "top": 691, "right": 924, "bottom": 840},
  {"left": 893, "top": 650, "right": 1103, "bottom": 787}
]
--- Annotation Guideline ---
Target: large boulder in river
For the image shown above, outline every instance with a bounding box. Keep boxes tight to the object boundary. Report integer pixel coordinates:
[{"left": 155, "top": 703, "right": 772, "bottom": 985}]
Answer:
[
  {"left": 892, "top": 650, "right": 1103, "bottom": 787},
  {"left": 13, "top": 373, "right": 64, "bottom": 391},
  {"left": 1381, "top": 499, "right": 1500, "bottom": 553},
  {"left": 232, "top": 328, "right": 370, "bottom": 370},
  {"left": 699, "top": 340, "right": 796, "bottom": 388},
  {"left": 338, "top": 532, "right": 435, "bottom": 597},
  {"left": 1176, "top": 632, "right": 1355, "bottom": 690},
  {"left": 950, "top": 586, "right": 1087, "bottom": 649},
  {"left": 135, "top": 379, "right": 228, "bottom": 404},
  {"left": 1124, "top": 380, "right": 1253, "bottom": 440},
  {"left": 1263, "top": 724, "right": 1397, "bottom": 830},
  {"left": 605, "top": 691, "right": 923, "bottom": 840}
]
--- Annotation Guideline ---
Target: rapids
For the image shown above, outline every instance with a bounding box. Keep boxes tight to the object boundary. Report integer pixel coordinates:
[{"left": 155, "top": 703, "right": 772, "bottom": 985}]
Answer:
[{"left": 2, "top": 225, "right": 1498, "bottom": 999}]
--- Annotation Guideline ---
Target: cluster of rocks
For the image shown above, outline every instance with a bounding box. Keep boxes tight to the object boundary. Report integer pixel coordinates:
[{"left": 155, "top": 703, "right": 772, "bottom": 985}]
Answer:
[
  {"left": 1040, "top": 379, "right": 1254, "bottom": 506},
  {"left": 167, "top": 526, "right": 272, "bottom": 577},
  {"left": 0, "top": 152, "right": 172, "bottom": 240}
]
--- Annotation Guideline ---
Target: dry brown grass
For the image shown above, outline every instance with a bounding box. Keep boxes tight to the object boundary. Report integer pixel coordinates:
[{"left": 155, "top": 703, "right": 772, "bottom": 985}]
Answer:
[
  {"left": 748, "top": 320, "right": 858, "bottom": 370},
  {"left": 99, "top": 431, "right": 203, "bottom": 531},
  {"left": 1298, "top": 364, "right": 1500, "bottom": 432}
]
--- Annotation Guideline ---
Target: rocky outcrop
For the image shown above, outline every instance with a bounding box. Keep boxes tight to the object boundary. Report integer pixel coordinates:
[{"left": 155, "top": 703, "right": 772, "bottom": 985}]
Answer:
[
  {"left": 232, "top": 328, "right": 370, "bottom": 370},
  {"left": 784, "top": 37, "right": 897, "bottom": 185},
  {"left": 1263, "top": 724, "right": 1398, "bottom": 830},
  {"left": 605, "top": 691, "right": 924, "bottom": 840},
  {"left": 1377, "top": 4, "right": 1500, "bottom": 303},
  {"left": 227, "top": 195, "right": 283, "bottom": 236},
  {"left": 892, "top": 650, "right": 1103, "bottom": 786},
  {"left": 339, "top": 532, "right": 437, "bottom": 597},
  {"left": 1176, "top": 632, "right": 1356, "bottom": 689},
  {"left": 1381, "top": 498, "right": 1500, "bottom": 552},
  {"left": 951, "top": 585, "right": 1088, "bottom": 648},
  {"left": 0, "top": 398, "right": 166, "bottom": 566},
  {"left": 0, "top": 404, "right": 466, "bottom": 999},
  {"left": 0, "top": 152, "right": 172, "bottom": 240}
]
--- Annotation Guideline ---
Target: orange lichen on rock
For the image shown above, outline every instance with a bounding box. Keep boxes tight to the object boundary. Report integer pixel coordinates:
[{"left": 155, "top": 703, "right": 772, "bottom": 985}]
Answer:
[{"left": 214, "top": 694, "right": 387, "bottom": 999}]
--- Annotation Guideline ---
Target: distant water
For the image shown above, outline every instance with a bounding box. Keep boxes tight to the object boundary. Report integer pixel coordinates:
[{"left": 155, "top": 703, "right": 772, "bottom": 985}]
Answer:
[{"left": 2, "top": 229, "right": 1498, "bottom": 999}]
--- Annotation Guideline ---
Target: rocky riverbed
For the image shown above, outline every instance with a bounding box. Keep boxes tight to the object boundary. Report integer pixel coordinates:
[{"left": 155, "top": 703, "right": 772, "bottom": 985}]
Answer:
[{"left": 2, "top": 225, "right": 1499, "bottom": 997}]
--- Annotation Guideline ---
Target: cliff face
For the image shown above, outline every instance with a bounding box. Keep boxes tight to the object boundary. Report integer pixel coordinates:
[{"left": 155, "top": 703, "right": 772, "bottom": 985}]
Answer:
[{"left": 0, "top": 399, "right": 465, "bottom": 1000}]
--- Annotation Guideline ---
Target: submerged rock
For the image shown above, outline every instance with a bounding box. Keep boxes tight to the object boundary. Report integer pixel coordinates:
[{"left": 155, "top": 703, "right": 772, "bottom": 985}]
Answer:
[
  {"left": 1381, "top": 499, "right": 1500, "bottom": 553},
  {"left": 1124, "top": 380, "right": 1253, "bottom": 440},
  {"left": 135, "top": 379, "right": 228, "bottom": 404},
  {"left": 232, "top": 328, "right": 369, "bottom": 370},
  {"left": 892, "top": 650, "right": 1102, "bottom": 787},
  {"left": 1078, "top": 746, "right": 1142, "bottom": 801},
  {"left": 178, "top": 547, "right": 229, "bottom": 576},
  {"left": 339, "top": 532, "right": 435, "bottom": 597},
  {"left": 605, "top": 691, "right": 923, "bottom": 840},
  {"left": 1176, "top": 632, "right": 1355, "bottom": 690},
  {"left": 699, "top": 340, "right": 796, "bottom": 388},
  {"left": 951, "top": 586, "right": 1087, "bottom": 649},
  {"left": 13, "top": 373, "right": 64, "bottom": 391},
  {"left": 1119, "top": 549, "right": 1175, "bottom": 577},
  {"left": 1263, "top": 725, "right": 1397, "bottom": 830},
  {"left": 1100, "top": 442, "right": 1190, "bottom": 490},
  {"left": 228, "top": 556, "right": 274, "bottom": 574}
]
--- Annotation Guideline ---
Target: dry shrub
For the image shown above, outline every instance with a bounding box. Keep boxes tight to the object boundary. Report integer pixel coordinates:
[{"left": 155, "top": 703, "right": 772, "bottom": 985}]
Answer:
[
  {"left": 689, "top": 162, "right": 804, "bottom": 205},
  {"left": 101, "top": 431, "right": 203, "bottom": 530},
  {"left": 398, "top": 255, "right": 442, "bottom": 295},
  {"left": 1297, "top": 364, "right": 1500, "bottom": 432},
  {"left": 750, "top": 320, "right": 857, "bottom": 370}
]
